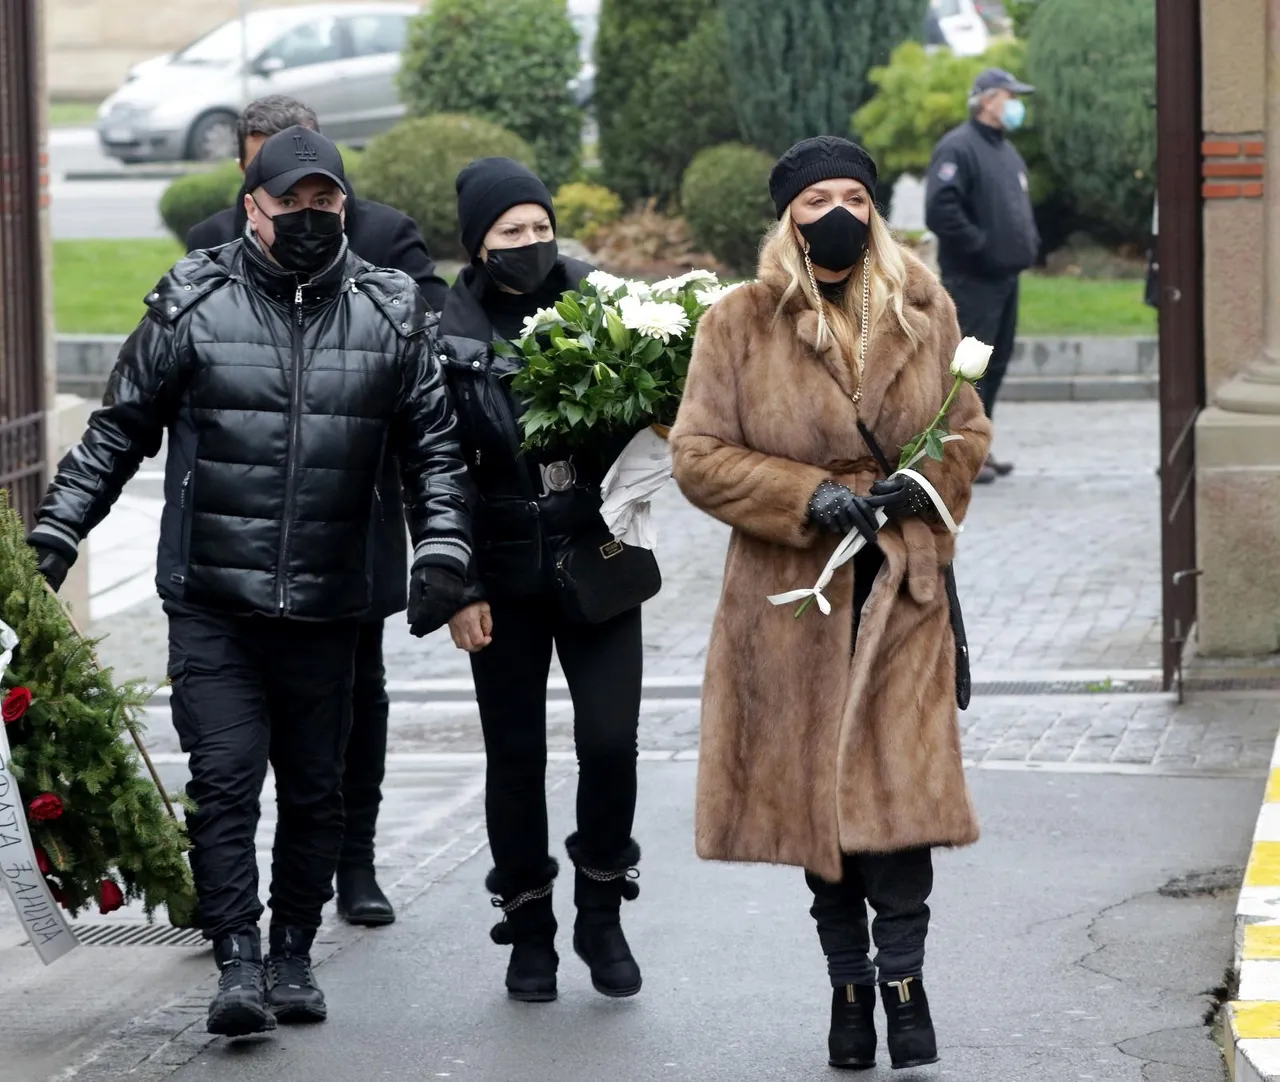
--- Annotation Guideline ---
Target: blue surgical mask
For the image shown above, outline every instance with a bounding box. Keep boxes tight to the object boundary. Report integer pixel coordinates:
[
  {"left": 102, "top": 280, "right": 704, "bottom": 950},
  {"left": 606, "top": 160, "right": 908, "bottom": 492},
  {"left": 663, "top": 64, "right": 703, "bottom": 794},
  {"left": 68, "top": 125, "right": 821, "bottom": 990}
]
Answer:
[{"left": 1002, "top": 98, "right": 1027, "bottom": 132}]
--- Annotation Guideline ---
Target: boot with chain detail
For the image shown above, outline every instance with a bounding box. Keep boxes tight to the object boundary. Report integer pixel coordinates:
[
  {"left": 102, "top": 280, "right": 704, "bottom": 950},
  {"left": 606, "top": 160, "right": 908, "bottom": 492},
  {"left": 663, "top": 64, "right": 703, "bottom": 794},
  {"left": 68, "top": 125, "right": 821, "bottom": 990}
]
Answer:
[
  {"left": 881, "top": 976, "right": 938, "bottom": 1069},
  {"left": 566, "top": 833, "right": 641, "bottom": 998},
  {"left": 487, "top": 861, "right": 559, "bottom": 1003}
]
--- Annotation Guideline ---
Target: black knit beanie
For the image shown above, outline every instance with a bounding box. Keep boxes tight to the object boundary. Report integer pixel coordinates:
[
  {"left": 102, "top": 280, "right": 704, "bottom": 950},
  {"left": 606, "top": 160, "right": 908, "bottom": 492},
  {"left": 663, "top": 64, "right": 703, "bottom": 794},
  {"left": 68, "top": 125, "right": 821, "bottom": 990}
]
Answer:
[
  {"left": 768, "top": 137, "right": 878, "bottom": 219},
  {"left": 456, "top": 157, "right": 556, "bottom": 259}
]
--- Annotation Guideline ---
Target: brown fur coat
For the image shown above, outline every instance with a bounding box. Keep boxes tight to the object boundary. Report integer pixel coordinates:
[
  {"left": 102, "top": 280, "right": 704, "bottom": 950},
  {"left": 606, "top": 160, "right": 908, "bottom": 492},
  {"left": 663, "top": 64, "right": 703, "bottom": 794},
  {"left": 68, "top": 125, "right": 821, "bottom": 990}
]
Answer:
[{"left": 669, "top": 248, "right": 991, "bottom": 882}]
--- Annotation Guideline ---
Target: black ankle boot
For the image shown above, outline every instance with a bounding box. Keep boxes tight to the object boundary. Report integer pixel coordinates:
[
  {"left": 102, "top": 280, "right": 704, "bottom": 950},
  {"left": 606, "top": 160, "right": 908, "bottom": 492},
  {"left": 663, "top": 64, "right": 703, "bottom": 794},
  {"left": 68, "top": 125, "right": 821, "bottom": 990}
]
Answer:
[
  {"left": 208, "top": 928, "right": 275, "bottom": 1036},
  {"left": 337, "top": 864, "right": 395, "bottom": 927},
  {"left": 880, "top": 977, "right": 938, "bottom": 1070},
  {"left": 829, "top": 984, "right": 876, "bottom": 1069},
  {"left": 265, "top": 926, "right": 327, "bottom": 1024},
  {"left": 566, "top": 834, "right": 641, "bottom": 999},
  {"left": 487, "top": 863, "right": 559, "bottom": 1003}
]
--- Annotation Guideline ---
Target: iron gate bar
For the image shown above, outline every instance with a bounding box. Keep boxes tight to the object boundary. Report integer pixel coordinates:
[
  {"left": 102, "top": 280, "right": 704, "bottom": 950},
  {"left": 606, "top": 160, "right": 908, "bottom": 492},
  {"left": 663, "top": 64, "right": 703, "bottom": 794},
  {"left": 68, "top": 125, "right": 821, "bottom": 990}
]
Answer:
[
  {"left": 0, "top": 0, "right": 47, "bottom": 530},
  {"left": 1155, "top": 0, "right": 1206, "bottom": 692}
]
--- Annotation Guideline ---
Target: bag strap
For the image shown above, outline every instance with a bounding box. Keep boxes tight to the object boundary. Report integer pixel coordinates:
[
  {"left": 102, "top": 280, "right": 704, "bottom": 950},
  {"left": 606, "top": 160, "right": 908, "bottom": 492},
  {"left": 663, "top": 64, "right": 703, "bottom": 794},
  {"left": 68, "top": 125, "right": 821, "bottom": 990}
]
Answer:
[{"left": 856, "top": 420, "right": 894, "bottom": 477}]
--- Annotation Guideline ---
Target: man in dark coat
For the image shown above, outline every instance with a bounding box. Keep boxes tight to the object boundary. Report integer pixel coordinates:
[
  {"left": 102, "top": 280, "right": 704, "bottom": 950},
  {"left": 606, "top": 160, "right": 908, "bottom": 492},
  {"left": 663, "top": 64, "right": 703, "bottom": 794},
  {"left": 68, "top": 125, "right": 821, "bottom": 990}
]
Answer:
[
  {"left": 187, "top": 96, "right": 448, "bottom": 926},
  {"left": 925, "top": 68, "right": 1041, "bottom": 482},
  {"left": 30, "top": 128, "right": 470, "bottom": 1036}
]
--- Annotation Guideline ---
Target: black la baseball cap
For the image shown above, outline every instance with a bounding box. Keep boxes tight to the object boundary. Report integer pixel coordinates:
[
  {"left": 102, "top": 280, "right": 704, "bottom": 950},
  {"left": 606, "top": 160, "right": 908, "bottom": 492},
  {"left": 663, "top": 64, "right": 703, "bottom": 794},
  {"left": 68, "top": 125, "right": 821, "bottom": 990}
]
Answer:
[
  {"left": 972, "top": 68, "right": 1035, "bottom": 96},
  {"left": 244, "top": 124, "right": 347, "bottom": 198}
]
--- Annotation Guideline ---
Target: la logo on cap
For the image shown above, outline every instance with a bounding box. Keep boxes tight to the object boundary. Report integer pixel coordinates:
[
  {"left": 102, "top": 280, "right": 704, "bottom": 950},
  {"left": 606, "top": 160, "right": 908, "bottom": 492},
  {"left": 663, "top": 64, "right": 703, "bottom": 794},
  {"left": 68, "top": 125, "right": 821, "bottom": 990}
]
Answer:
[{"left": 293, "top": 135, "right": 319, "bottom": 162}]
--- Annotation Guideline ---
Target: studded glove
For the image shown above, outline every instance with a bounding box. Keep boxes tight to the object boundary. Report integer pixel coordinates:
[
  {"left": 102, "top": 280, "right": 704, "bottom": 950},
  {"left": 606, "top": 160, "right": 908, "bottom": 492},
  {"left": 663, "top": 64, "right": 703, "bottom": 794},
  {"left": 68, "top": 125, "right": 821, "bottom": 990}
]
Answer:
[
  {"left": 807, "top": 480, "right": 881, "bottom": 542},
  {"left": 867, "top": 475, "right": 937, "bottom": 522}
]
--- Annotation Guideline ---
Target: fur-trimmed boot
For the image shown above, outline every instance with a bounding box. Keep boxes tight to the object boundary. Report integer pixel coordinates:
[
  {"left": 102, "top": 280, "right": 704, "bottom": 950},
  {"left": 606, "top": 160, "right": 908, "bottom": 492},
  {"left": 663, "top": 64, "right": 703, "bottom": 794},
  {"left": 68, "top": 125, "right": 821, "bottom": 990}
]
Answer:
[
  {"left": 565, "top": 833, "right": 641, "bottom": 998},
  {"left": 487, "top": 861, "right": 559, "bottom": 1003}
]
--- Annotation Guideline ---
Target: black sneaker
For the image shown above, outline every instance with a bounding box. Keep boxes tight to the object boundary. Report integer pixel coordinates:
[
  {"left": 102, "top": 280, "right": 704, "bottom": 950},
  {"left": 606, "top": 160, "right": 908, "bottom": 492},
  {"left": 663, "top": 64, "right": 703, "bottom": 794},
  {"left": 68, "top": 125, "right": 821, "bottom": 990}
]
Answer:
[
  {"left": 208, "top": 930, "right": 276, "bottom": 1037},
  {"left": 265, "top": 926, "right": 327, "bottom": 1024}
]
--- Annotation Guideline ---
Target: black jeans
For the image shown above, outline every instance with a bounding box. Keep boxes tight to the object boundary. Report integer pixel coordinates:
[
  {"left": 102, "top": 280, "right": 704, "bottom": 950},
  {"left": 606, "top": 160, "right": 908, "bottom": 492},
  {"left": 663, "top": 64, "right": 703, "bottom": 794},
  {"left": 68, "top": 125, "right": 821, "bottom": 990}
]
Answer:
[
  {"left": 945, "top": 273, "right": 1019, "bottom": 420},
  {"left": 470, "top": 595, "right": 642, "bottom": 881},
  {"left": 166, "top": 602, "right": 359, "bottom": 941},
  {"left": 339, "top": 620, "right": 389, "bottom": 868},
  {"left": 806, "top": 849, "right": 934, "bottom": 986}
]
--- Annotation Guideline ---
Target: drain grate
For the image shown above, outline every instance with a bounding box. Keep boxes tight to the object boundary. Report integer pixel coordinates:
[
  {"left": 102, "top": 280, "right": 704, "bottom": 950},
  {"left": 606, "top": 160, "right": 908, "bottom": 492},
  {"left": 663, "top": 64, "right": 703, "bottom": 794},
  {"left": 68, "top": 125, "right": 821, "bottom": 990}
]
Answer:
[{"left": 67, "top": 923, "right": 206, "bottom": 948}]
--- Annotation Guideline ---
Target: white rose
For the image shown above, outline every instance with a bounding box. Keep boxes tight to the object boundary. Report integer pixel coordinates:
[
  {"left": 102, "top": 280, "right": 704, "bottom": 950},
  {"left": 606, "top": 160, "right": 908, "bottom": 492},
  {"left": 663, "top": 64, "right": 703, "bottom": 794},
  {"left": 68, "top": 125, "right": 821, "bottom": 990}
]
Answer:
[
  {"left": 950, "top": 337, "right": 994, "bottom": 381},
  {"left": 520, "top": 307, "right": 564, "bottom": 339}
]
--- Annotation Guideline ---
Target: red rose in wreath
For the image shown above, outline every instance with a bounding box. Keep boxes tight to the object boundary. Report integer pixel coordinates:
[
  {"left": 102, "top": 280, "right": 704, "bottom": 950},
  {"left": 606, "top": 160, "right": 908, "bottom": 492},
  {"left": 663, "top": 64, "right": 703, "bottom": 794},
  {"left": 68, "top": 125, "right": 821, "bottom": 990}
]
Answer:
[
  {"left": 28, "top": 793, "right": 64, "bottom": 822},
  {"left": 98, "top": 879, "right": 125, "bottom": 914},
  {"left": 1, "top": 686, "right": 32, "bottom": 723},
  {"left": 34, "top": 847, "right": 51, "bottom": 875}
]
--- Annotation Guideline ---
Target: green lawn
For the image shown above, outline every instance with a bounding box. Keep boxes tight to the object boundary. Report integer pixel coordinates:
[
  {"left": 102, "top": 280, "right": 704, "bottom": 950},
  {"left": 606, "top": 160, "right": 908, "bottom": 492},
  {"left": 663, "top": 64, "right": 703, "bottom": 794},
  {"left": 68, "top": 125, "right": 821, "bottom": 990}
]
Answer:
[
  {"left": 48, "top": 102, "right": 100, "bottom": 128},
  {"left": 1018, "top": 273, "right": 1156, "bottom": 337},
  {"left": 54, "top": 239, "right": 182, "bottom": 334},
  {"left": 52, "top": 239, "right": 1157, "bottom": 339}
]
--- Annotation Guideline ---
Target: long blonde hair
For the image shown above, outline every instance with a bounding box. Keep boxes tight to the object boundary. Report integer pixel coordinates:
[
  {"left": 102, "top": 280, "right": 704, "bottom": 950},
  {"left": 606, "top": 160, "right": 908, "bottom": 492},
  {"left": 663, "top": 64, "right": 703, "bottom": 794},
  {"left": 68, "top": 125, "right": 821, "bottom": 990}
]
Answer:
[{"left": 758, "top": 205, "right": 920, "bottom": 371}]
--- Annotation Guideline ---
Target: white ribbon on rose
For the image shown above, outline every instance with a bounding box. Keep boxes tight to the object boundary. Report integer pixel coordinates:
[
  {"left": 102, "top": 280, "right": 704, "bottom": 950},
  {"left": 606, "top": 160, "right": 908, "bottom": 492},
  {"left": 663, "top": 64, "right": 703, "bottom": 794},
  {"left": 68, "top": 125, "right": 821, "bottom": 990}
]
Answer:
[
  {"left": 0, "top": 619, "right": 79, "bottom": 965},
  {"left": 766, "top": 438, "right": 965, "bottom": 616},
  {"left": 599, "top": 426, "right": 674, "bottom": 550}
]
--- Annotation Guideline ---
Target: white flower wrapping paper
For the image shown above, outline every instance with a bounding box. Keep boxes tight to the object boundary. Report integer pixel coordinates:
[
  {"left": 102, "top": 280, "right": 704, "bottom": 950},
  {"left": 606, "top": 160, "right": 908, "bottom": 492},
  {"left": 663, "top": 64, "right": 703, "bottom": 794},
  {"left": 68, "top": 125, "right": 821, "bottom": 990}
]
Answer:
[{"left": 598, "top": 427, "right": 674, "bottom": 550}]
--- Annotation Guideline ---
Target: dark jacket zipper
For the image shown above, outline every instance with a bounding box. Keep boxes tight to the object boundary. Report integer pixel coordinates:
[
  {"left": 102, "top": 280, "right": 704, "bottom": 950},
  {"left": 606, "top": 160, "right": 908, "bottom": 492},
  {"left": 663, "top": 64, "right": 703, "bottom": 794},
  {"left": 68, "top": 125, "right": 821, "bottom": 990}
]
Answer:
[
  {"left": 276, "top": 281, "right": 305, "bottom": 614},
  {"left": 486, "top": 345, "right": 544, "bottom": 573}
]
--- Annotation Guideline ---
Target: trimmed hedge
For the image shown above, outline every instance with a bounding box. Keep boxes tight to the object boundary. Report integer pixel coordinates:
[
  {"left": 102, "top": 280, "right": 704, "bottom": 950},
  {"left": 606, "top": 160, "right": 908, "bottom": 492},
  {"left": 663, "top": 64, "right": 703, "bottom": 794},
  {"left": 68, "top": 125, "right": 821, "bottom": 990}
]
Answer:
[
  {"left": 158, "top": 163, "right": 242, "bottom": 244},
  {"left": 358, "top": 115, "right": 535, "bottom": 261},
  {"left": 681, "top": 143, "right": 775, "bottom": 275},
  {"left": 554, "top": 182, "right": 623, "bottom": 246},
  {"left": 399, "top": 0, "right": 582, "bottom": 191}
]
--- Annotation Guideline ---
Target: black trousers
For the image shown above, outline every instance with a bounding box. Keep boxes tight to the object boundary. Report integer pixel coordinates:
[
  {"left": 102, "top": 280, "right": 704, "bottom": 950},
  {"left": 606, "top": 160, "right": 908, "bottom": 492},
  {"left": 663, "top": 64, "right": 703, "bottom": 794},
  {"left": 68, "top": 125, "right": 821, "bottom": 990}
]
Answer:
[
  {"left": 339, "top": 620, "right": 389, "bottom": 868},
  {"left": 945, "top": 273, "right": 1019, "bottom": 420},
  {"left": 470, "top": 595, "right": 642, "bottom": 880},
  {"left": 166, "top": 602, "right": 359, "bottom": 941},
  {"left": 806, "top": 849, "right": 934, "bottom": 986}
]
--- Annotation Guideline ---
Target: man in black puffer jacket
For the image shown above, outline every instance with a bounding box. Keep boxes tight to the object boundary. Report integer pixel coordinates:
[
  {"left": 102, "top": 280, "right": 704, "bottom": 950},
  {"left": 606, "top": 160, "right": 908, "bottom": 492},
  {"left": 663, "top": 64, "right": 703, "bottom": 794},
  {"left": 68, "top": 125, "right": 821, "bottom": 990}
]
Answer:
[
  {"left": 186, "top": 95, "right": 449, "bottom": 930},
  {"left": 28, "top": 128, "right": 470, "bottom": 1038}
]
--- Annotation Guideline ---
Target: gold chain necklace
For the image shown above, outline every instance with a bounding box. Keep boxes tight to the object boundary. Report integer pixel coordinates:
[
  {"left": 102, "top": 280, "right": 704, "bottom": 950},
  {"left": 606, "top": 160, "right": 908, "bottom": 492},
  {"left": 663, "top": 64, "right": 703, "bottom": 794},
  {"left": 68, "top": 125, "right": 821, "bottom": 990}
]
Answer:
[{"left": 806, "top": 250, "right": 872, "bottom": 406}]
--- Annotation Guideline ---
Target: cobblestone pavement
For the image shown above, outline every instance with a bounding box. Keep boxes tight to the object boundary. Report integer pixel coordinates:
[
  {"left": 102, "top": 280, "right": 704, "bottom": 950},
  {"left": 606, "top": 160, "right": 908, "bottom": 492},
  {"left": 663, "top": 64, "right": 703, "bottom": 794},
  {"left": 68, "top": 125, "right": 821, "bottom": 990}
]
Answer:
[{"left": 90, "top": 401, "right": 1162, "bottom": 685}]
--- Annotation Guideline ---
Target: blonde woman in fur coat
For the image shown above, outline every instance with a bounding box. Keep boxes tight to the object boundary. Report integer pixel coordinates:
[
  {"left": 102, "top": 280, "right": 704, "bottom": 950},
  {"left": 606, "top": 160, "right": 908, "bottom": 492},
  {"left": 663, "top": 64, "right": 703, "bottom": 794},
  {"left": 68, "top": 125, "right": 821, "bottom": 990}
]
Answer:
[{"left": 670, "top": 137, "right": 991, "bottom": 1072}]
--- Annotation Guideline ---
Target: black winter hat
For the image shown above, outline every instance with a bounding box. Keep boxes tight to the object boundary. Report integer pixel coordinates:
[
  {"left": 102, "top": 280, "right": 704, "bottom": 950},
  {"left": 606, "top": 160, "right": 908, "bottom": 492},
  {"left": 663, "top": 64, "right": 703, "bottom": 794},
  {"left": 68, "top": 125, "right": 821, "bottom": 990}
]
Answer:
[
  {"left": 768, "top": 136, "right": 878, "bottom": 219},
  {"left": 456, "top": 157, "right": 556, "bottom": 259}
]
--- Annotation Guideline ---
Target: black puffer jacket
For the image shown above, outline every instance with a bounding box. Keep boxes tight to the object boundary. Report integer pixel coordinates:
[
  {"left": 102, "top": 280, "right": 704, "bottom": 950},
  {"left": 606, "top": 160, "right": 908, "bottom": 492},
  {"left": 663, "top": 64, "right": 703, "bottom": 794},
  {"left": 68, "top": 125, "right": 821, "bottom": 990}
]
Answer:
[
  {"left": 438, "top": 259, "right": 633, "bottom": 602},
  {"left": 32, "top": 239, "right": 471, "bottom": 621}
]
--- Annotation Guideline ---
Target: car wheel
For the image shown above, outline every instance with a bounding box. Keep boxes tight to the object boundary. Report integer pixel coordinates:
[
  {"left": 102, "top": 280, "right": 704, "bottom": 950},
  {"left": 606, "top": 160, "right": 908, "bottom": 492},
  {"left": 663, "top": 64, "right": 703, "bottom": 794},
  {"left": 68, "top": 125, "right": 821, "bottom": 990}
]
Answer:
[{"left": 188, "top": 112, "right": 238, "bottom": 162}]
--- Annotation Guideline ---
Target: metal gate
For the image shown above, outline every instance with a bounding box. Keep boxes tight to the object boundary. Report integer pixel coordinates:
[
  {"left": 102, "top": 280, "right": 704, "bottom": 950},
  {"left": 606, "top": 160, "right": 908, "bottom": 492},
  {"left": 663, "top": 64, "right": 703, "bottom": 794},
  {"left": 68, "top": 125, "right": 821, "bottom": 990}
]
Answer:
[
  {"left": 1154, "top": 0, "right": 1205, "bottom": 692},
  {"left": 0, "top": 0, "right": 47, "bottom": 529}
]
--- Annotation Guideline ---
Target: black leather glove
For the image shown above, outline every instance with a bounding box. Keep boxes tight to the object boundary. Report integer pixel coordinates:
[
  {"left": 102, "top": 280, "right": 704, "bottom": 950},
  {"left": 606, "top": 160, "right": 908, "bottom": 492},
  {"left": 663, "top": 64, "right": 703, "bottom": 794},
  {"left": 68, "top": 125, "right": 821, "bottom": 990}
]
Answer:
[
  {"left": 29, "top": 543, "right": 72, "bottom": 593},
  {"left": 407, "top": 562, "right": 467, "bottom": 638},
  {"left": 868, "top": 474, "right": 937, "bottom": 522},
  {"left": 807, "top": 480, "right": 881, "bottom": 542}
]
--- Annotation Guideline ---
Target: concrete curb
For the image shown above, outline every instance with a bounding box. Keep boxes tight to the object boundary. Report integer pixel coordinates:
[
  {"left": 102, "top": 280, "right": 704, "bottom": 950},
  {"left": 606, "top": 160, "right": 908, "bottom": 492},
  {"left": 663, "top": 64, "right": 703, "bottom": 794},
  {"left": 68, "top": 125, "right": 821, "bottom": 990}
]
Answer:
[{"left": 1228, "top": 727, "right": 1280, "bottom": 1081}]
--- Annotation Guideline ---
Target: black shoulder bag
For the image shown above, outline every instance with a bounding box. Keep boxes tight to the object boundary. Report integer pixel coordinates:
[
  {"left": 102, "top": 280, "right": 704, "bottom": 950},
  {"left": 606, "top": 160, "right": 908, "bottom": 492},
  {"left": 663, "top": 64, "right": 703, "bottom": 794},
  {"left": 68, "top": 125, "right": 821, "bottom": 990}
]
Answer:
[
  {"left": 857, "top": 421, "right": 972, "bottom": 711},
  {"left": 552, "top": 523, "right": 663, "bottom": 624}
]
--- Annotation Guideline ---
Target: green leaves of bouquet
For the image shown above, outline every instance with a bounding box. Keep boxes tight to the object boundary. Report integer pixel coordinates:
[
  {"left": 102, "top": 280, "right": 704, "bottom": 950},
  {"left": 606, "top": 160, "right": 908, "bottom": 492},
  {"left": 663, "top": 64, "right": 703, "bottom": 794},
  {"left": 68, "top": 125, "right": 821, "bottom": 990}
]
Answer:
[{"left": 503, "top": 270, "right": 738, "bottom": 449}]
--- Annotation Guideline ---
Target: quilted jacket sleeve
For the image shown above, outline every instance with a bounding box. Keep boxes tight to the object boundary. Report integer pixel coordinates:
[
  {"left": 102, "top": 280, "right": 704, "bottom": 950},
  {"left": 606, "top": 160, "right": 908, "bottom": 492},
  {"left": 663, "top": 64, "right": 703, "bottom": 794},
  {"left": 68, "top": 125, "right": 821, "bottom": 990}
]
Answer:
[
  {"left": 30, "top": 311, "right": 185, "bottom": 561},
  {"left": 392, "top": 329, "right": 473, "bottom": 577}
]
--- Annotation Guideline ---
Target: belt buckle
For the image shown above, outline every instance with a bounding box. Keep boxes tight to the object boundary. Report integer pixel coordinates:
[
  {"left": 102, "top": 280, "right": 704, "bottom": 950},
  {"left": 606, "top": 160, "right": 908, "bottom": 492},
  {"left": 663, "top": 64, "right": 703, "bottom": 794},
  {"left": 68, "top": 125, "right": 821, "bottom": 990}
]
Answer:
[{"left": 539, "top": 460, "right": 577, "bottom": 496}]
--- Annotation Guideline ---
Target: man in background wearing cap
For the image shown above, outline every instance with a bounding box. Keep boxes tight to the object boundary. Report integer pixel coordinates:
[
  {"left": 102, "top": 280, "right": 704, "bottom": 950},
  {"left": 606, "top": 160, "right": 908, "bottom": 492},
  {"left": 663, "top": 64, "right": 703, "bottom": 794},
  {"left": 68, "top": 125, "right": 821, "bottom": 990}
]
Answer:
[
  {"left": 926, "top": 68, "right": 1041, "bottom": 483},
  {"left": 188, "top": 95, "right": 447, "bottom": 930},
  {"left": 28, "top": 126, "right": 471, "bottom": 1037}
]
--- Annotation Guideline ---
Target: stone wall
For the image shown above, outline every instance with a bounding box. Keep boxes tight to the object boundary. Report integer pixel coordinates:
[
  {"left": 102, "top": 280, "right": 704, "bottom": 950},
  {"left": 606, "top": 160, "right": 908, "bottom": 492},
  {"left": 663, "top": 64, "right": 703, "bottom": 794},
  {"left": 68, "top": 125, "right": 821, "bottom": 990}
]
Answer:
[{"left": 47, "top": 0, "right": 399, "bottom": 99}]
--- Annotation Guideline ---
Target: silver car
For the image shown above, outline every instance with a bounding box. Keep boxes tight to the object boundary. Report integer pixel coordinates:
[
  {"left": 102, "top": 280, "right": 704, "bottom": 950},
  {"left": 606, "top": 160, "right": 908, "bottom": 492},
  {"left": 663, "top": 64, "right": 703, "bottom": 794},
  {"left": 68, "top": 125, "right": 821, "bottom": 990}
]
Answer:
[{"left": 96, "top": 2, "right": 420, "bottom": 164}]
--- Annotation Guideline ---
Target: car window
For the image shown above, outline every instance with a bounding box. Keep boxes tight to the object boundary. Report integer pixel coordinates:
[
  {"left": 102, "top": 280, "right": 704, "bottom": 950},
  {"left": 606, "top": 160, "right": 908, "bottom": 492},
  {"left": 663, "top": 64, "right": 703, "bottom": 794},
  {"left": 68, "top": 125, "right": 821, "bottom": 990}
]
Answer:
[
  {"left": 346, "top": 14, "right": 409, "bottom": 57},
  {"left": 259, "top": 16, "right": 342, "bottom": 70},
  {"left": 934, "top": 0, "right": 964, "bottom": 17}
]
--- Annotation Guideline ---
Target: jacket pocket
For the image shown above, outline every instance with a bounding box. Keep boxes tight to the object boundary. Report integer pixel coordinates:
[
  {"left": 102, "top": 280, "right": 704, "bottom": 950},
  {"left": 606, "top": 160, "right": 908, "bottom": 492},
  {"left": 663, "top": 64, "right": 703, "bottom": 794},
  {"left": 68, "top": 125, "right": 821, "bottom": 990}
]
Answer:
[{"left": 177, "top": 469, "right": 194, "bottom": 582}]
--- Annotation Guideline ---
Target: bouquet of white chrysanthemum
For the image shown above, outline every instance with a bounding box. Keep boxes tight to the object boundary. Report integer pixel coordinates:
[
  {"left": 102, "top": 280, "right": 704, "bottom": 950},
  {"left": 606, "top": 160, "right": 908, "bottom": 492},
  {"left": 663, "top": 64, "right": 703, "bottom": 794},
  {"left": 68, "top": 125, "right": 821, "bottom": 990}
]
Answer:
[{"left": 503, "top": 269, "right": 741, "bottom": 549}]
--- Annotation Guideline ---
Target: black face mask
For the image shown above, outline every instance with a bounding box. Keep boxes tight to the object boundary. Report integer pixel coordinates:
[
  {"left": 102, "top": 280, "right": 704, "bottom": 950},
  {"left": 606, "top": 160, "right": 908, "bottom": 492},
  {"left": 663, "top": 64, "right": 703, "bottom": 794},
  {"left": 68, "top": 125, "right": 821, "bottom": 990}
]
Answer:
[
  {"left": 484, "top": 240, "right": 559, "bottom": 294},
  {"left": 797, "top": 206, "right": 870, "bottom": 273},
  {"left": 258, "top": 204, "right": 345, "bottom": 276}
]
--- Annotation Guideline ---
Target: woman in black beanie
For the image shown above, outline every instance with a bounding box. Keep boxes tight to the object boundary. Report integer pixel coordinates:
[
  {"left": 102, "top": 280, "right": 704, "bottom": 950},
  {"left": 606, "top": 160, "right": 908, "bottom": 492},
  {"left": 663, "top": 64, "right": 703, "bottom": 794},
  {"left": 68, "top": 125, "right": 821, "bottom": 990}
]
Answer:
[
  {"left": 437, "top": 157, "right": 647, "bottom": 1005},
  {"left": 671, "top": 137, "right": 990, "bottom": 1070}
]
